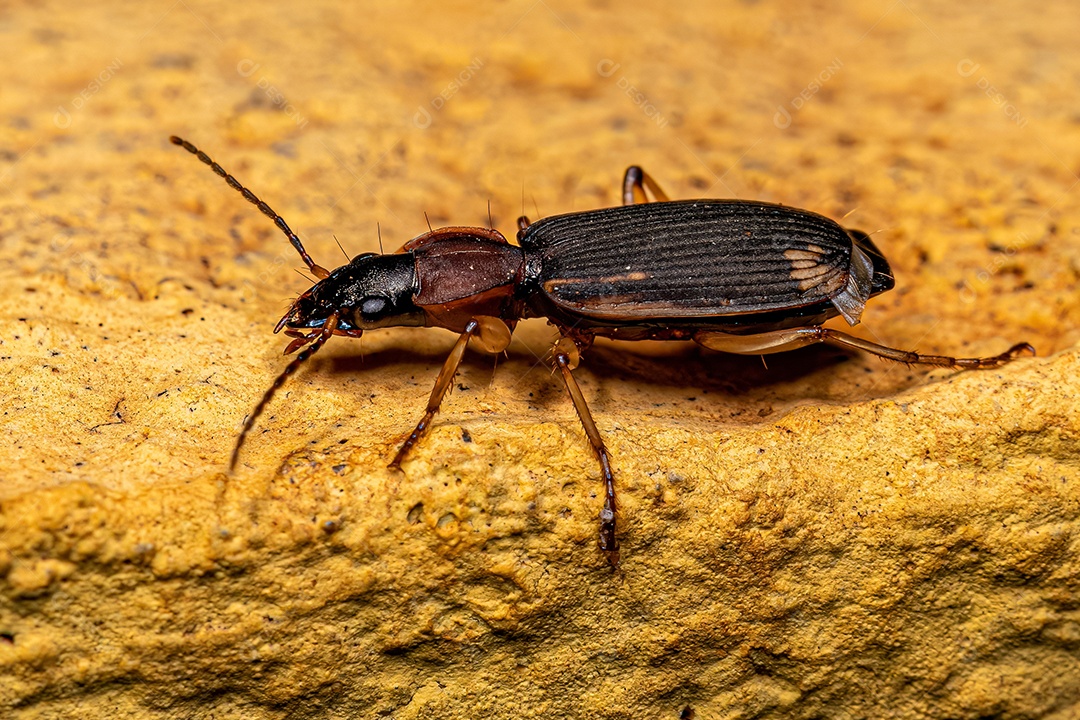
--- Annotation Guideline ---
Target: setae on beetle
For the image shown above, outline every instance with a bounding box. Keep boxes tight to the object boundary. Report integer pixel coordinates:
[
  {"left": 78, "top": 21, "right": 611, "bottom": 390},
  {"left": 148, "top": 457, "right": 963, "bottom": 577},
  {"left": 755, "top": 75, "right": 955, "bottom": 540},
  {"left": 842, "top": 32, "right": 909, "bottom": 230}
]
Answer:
[{"left": 171, "top": 136, "right": 1034, "bottom": 565}]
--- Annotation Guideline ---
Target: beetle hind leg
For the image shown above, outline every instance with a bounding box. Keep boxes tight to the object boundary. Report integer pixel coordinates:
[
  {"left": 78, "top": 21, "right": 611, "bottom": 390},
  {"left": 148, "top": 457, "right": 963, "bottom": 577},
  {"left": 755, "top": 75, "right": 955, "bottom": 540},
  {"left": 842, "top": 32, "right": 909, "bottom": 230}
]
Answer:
[
  {"left": 819, "top": 330, "right": 1034, "bottom": 369},
  {"left": 552, "top": 339, "right": 620, "bottom": 566},
  {"left": 693, "top": 327, "right": 1034, "bottom": 369},
  {"left": 622, "top": 166, "right": 671, "bottom": 205}
]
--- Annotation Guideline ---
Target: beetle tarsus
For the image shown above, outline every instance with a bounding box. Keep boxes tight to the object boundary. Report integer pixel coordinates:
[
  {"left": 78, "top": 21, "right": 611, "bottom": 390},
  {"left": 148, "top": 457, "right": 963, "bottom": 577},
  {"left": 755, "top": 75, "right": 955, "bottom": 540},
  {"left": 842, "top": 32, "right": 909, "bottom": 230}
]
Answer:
[
  {"left": 390, "top": 413, "right": 431, "bottom": 470},
  {"left": 599, "top": 481, "right": 619, "bottom": 567}
]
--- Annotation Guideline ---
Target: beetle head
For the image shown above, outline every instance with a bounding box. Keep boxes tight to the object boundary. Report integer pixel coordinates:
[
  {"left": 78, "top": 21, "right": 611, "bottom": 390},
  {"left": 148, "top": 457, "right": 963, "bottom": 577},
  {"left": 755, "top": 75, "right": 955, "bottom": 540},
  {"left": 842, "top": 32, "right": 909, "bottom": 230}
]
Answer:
[{"left": 276, "top": 252, "right": 425, "bottom": 338}]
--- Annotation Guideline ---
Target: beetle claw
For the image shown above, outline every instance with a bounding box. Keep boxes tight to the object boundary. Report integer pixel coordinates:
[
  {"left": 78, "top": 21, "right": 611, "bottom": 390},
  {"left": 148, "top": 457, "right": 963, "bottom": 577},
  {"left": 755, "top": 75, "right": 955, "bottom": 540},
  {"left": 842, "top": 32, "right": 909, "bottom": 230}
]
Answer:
[{"left": 1007, "top": 342, "right": 1036, "bottom": 359}]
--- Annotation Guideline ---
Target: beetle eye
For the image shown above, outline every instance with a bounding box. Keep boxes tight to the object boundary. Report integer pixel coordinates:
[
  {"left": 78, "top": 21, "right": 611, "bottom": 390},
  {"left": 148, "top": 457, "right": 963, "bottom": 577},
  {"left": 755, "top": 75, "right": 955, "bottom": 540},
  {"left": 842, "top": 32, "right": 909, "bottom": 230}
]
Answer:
[{"left": 360, "top": 295, "right": 389, "bottom": 317}]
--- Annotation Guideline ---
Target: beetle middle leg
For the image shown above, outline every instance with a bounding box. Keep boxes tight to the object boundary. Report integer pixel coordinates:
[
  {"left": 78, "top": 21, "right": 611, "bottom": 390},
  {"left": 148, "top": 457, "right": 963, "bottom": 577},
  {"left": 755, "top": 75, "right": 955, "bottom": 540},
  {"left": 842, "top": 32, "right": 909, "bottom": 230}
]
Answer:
[
  {"left": 389, "top": 317, "right": 512, "bottom": 471},
  {"left": 551, "top": 337, "right": 620, "bottom": 566},
  {"left": 622, "top": 166, "right": 671, "bottom": 205}
]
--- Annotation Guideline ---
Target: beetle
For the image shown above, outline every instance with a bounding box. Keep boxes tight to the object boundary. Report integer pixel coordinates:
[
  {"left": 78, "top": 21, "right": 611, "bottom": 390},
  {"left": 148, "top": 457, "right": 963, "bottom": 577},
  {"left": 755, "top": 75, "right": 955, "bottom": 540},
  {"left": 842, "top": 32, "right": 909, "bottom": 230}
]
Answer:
[{"left": 170, "top": 135, "right": 1034, "bottom": 565}]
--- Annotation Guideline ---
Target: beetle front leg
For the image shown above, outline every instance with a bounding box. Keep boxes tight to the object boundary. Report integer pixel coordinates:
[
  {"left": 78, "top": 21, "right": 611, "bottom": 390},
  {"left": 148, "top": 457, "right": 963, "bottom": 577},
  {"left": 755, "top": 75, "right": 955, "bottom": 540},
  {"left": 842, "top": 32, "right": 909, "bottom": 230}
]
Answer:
[
  {"left": 622, "top": 166, "right": 671, "bottom": 205},
  {"left": 389, "top": 321, "right": 477, "bottom": 471},
  {"left": 552, "top": 339, "right": 620, "bottom": 566},
  {"left": 390, "top": 317, "right": 512, "bottom": 470}
]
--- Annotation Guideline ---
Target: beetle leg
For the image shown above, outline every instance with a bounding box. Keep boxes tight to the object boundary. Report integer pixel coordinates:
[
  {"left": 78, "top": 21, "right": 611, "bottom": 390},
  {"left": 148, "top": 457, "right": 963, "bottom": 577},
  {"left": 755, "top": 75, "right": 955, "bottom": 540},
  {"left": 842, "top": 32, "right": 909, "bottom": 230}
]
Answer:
[
  {"left": 389, "top": 319, "right": 496, "bottom": 471},
  {"left": 622, "top": 166, "right": 671, "bottom": 205},
  {"left": 818, "top": 330, "right": 1035, "bottom": 369},
  {"left": 694, "top": 327, "right": 824, "bottom": 354},
  {"left": 553, "top": 343, "right": 620, "bottom": 566},
  {"left": 694, "top": 327, "right": 1034, "bottom": 368},
  {"left": 516, "top": 215, "right": 531, "bottom": 242}
]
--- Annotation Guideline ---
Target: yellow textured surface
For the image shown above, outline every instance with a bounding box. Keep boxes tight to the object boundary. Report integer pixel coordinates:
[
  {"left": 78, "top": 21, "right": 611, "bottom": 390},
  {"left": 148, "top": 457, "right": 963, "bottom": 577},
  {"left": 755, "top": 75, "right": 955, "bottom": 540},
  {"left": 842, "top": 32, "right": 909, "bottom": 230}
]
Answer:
[{"left": 2, "top": 1, "right": 1079, "bottom": 718}]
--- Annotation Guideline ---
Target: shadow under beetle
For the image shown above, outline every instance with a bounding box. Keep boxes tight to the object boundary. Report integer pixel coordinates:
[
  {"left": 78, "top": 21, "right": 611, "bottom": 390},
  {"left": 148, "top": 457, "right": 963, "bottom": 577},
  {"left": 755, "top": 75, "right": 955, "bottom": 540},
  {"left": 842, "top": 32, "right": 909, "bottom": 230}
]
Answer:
[{"left": 171, "top": 136, "right": 1034, "bottom": 566}]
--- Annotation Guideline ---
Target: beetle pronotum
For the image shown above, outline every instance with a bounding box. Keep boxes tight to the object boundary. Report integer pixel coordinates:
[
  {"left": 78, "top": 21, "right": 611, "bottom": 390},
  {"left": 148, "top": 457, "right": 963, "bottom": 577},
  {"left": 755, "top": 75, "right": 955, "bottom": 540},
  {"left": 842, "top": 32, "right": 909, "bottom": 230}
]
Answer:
[{"left": 171, "top": 136, "right": 1034, "bottom": 565}]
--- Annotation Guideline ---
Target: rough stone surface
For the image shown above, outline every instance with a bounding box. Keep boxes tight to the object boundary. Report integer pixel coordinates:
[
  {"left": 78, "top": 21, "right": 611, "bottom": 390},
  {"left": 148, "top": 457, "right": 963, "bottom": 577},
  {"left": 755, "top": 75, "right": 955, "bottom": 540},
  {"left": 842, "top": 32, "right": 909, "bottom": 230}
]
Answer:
[{"left": 1, "top": 1, "right": 1079, "bottom": 718}]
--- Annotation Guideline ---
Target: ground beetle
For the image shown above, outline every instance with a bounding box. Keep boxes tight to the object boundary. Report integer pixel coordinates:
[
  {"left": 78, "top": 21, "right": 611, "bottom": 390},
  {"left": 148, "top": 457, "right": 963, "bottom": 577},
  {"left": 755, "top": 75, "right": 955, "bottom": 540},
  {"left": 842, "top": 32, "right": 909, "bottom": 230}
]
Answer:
[{"left": 171, "top": 136, "right": 1034, "bottom": 565}]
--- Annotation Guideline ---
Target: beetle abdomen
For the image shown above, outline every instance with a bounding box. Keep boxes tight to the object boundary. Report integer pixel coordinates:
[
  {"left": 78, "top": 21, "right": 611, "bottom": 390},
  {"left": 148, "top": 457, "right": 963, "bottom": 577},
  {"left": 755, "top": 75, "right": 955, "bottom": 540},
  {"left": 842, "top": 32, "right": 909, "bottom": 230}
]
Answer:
[{"left": 521, "top": 200, "right": 869, "bottom": 322}]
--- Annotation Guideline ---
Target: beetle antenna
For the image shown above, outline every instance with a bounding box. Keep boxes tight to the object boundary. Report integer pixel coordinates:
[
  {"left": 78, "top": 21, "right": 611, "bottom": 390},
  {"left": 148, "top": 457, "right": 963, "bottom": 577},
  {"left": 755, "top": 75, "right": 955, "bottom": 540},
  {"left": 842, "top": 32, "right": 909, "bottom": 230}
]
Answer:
[
  {"left": 170, "top": 136, "right": 331, "bottom": 280},
  {"left": 230, "top": 314, "right": 340, "bottom": 472},
  {"left": 333, "top": 234, "right": 351, "bottom": 262},
  {"left": 376, "top": 223, "right": 384, "bottom": 254}
]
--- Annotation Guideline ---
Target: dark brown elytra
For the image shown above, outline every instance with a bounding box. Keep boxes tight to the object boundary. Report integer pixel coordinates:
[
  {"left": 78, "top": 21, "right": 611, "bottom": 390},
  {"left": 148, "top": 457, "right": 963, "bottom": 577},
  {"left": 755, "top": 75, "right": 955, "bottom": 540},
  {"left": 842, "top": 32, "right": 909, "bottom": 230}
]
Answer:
[{"left": 170, "top": 136, "right": 1034, "bottom": 566}]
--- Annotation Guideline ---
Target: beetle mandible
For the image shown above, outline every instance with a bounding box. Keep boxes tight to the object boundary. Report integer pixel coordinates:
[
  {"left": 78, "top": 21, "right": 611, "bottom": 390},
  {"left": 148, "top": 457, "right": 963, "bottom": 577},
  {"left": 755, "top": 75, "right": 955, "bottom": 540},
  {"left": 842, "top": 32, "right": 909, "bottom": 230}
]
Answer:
[{"left": 170, "top": 136, "right": 1034, "bottom": 565}]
